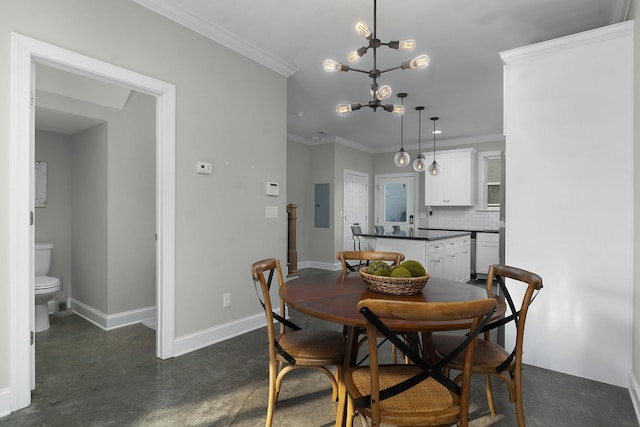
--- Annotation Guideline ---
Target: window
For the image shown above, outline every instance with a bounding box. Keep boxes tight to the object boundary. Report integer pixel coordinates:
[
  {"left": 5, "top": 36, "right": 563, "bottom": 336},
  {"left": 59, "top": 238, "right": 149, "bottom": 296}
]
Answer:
[{"left": 478, "top": 151, "right": 502, "bottom": 210}]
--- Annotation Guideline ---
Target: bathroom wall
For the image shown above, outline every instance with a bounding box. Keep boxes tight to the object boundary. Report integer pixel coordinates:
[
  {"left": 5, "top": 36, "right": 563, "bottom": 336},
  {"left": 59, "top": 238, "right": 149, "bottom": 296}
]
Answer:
[
  {"left": 71, "top": 123, "right": 109, "bottom": 313},
  {"left": 34, "top": 130, "right": 73, "bottom": 306}
]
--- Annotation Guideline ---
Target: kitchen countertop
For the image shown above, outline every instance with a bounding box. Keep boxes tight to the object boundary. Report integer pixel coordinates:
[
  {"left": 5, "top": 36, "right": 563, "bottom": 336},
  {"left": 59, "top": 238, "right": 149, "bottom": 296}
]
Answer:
[
  {"left": 418, "top": 227, "right": 499, "bottom": 234},
  {"left": 359, "top": 230, "right": 471, "bottom": 241}
]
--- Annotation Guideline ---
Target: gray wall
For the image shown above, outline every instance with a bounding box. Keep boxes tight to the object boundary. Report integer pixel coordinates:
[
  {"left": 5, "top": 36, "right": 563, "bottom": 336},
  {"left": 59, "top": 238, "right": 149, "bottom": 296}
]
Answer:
[
  {"left": 107, "top": 91, "right": 155, "bottom": 314},
  {"left": 0, "top": 0, "right": 287, "bottom": 392},
  {"left": 71, "top": 123, "right": 109, "bottom": 313},
  {"left": 34, "top": 131, "right": 72, "bottom": 305},
  {"left": 286, "top": 140, "right": 312, "bottom": 267}
]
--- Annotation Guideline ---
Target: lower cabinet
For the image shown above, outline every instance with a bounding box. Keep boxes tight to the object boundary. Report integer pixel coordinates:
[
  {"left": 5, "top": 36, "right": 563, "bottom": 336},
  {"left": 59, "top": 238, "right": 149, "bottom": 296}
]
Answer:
[
  {"left": 373, "top": 235, "right": 471, "bottom": 282},
  {"left": 476, "top": 232, "right": 499, "bottom": 275}
]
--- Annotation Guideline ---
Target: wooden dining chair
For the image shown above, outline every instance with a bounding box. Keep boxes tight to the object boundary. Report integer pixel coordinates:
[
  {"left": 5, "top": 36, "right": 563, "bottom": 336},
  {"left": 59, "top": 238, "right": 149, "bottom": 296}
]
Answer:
[
  {"left": 336, "top": 250, "right": 406, "bottom": 364},
  {"left": 336, "top": 250, "right": 405, "bottom": 275},
  {"left": 432, "top": 264, "right": 543, "bottom": 427},
  {"left": 345, "top": 298, "right": 497, "bottom": 427},
  {"left": 250, "top": 258, "right": 345, "bottom": 427}
]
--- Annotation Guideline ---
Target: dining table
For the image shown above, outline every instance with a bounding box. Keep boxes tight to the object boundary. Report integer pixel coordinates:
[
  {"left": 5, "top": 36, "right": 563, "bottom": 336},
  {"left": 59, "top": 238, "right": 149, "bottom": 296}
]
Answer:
[{"left": 280, "top": 269, "right": 506, "bottom": 427}]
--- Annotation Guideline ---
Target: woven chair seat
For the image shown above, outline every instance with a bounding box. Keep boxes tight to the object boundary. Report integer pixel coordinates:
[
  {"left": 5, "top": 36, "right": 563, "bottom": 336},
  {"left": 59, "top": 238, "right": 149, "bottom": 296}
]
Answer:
[
  {"left": 434, "top": 335, "right": 511, "bottom": 370},
  {"left": 278, "top": 330, "right": 345, "bottom": 364},
  {"left": 349, "top": 365, "right": 460, "bottom": 422}
]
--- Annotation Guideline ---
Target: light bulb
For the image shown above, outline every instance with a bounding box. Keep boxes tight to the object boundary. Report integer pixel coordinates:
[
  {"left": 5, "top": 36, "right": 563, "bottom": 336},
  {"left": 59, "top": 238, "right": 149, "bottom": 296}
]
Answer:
[
  {"left": 391, "top": 105, "right": 405, "bottom": 115},
  {"left": 336, "top": 104, "right": 352, "bottom": 114},
  {"left": 348, "top": 51, "right": 361, "bottom": 63},
  {"left": 394, "top": 149, "right": 410, "bottom": 167},
  {"left": 323, "top": 59, "right": 343, "bottom": 72},
  {"left": 429, "top": 160, "right": 441, "bottom": 175},
  {"left": 408, "top": 54, "right": 431, "bottom": 69},
  {"left": 398, "top": 39, "right": 416, "bottom": 52},
  {"left": 355, "top": 21, "right": 372, "bottom": 39},
  {"left": 376, "top": 85, "right": 392, "bottom": 100},
  {"left": 413, "top": 155, "right": 426, "bottom": 172}
]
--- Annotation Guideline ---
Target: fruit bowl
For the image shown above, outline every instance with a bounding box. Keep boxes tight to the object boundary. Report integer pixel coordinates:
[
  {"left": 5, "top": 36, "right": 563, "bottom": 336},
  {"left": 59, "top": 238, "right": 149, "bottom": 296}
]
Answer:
[{"left": 359, "top": 268, "right": 430, "bottom": 296}]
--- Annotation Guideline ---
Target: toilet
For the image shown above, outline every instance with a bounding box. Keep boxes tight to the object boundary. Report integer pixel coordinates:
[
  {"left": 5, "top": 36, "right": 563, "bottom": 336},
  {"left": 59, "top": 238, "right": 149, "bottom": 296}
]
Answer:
[{"left": 34, "top": 243, "right": 61, "bottom": 332}]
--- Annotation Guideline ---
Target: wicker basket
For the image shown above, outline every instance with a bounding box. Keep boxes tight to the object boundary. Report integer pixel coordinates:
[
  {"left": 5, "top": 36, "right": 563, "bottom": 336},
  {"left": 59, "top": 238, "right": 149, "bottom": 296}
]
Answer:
[{"left": 359, "top": 268, "right": 430, "bottom": 296}]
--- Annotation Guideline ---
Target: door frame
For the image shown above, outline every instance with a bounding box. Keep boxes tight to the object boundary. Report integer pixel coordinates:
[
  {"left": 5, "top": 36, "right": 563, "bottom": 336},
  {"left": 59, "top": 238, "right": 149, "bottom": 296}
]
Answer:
[{"left": 9, "top": 33, "right": 176, "bottom": 411}]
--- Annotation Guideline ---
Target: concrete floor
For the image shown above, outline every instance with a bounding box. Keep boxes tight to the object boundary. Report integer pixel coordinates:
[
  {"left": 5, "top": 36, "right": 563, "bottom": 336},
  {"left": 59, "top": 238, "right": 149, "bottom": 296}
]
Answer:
[{"left": 1, "top": 272, "right": 638, "bottom": 426}]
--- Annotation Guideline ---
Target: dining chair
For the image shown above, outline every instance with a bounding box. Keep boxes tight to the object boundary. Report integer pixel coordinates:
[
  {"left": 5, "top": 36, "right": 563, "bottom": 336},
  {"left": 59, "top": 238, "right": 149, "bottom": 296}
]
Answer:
[
  {"left": 345, "top": 298, "right": 497, "bottom": 427},
  {"left": 336, "top": 250, "right": 407, "bottom": 364},
  {"left": 336, "top": 250, "right": 404, "bottom": 274},
  {"left": 250, "top": 258, "right": 345, "bottom": 427},
  {"left": 432, "top": 264, "right": 543, "bottom": 427}
]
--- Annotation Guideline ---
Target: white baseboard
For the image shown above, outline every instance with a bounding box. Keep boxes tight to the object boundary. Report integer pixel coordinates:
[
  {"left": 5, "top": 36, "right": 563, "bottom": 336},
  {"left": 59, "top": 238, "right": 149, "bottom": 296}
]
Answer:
[
  {"left": 307, "top": 261, "right": 341, "bottom": 270},
  {"left": 71, "top": 299, "right": 156, "bottom": 331},
  {"left": 0, "top": 387, "right": 10, "bottom": 418},
  {"left": 629, "top": 371, "right": 640, "bottom": 424},
  {"left": 173, "top": 311, "right": 268, "bottom": 357}
]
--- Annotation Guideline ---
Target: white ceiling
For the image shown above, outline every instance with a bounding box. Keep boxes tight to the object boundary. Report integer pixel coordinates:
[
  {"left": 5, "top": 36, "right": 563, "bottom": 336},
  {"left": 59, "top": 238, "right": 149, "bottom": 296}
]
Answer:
[
  {"left": 38, "top": 1, "right": 632, "bottom": 150},
  {"left": 134, "top": 0, "right": 630, "bottom": 153}
]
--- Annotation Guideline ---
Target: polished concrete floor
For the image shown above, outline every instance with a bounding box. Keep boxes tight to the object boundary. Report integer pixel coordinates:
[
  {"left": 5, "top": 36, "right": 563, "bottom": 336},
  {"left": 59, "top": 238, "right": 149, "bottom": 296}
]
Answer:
[{"left": 1, "top": 271, "right": 638, "bottom": 426}]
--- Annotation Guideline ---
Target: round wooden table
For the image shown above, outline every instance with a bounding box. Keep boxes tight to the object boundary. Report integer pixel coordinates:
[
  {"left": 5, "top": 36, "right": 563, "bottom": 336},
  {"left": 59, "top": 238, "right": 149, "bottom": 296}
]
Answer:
[
  {"left": 280, "top": 269, "right": 505, "bottom": 332},
  {"left": 280, "top": 269, "right": 505, "bottom": 427}
]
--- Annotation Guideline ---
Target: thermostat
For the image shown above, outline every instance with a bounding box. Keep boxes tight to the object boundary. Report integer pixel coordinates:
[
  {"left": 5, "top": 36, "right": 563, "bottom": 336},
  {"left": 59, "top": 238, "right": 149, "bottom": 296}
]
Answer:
[{"left": 266, "top": 181, "right": 280, "bottom": 196}]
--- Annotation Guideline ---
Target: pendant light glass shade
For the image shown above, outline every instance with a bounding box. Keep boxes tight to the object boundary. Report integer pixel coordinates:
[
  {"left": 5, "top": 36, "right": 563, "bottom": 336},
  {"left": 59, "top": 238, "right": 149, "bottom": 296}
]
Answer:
[
  {"left": 394, "top": 148, "right": 411, "bottom": 167},
  {"left": 429, "top": 116, "right": 440, "bottom": 176},
  {"left": 429, "top": 160, "right": 441, "bottom": 175},
  {"left": 394, "top": 93, "right": 410, "bottom": 167},
  {"left": 413, "top": 106, "right": 426, "bottom": 172}
]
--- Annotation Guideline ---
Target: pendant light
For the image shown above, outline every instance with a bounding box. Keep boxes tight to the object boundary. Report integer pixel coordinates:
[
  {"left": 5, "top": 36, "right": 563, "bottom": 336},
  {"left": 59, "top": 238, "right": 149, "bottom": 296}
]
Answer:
[
  {"left": 393, "top": 93, "right": 410, "bottom": 167},
  {"left": 413, "top": 106, "right": 426, "bottom": 172},
  {"left": 429, "top": 117, "right": 441, "bottom": 175}
]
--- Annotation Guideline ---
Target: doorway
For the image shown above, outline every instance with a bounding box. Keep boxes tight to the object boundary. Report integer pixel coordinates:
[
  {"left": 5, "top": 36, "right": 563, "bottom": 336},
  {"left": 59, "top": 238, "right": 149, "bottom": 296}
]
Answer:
[
  {"left": 9, "top": 33, "right": 176, "bottom": 412},
  {"left": 343, "top": 170, "right": 369, "bottom": 251},
  {"left": 375, "top": 173, "right": 419, "bottom": 233}
]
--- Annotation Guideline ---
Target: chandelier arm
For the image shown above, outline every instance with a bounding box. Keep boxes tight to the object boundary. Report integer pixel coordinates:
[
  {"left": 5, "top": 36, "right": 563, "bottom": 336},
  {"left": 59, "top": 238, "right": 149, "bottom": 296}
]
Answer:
[
  {"left": 378, "top": 65, "right": 404, "bottom": 74},
  {"left": 347, "top": 68, "right": 372, "bottom": 74}
]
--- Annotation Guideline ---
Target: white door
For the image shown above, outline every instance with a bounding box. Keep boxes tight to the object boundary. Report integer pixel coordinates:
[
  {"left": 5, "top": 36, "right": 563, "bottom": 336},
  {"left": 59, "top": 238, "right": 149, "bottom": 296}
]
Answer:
[
  {"left": 375, "top": 173, "right": 418, "bottom": 233},
  {"left": 343, "top": 170, "right": 368, "bottom": 251}
]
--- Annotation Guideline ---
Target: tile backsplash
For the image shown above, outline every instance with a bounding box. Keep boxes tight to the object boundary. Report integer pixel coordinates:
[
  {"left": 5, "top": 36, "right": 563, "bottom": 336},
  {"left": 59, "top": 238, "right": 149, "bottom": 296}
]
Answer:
[{"left": 425, "top": 206, "right": 500, "bottom": 230}]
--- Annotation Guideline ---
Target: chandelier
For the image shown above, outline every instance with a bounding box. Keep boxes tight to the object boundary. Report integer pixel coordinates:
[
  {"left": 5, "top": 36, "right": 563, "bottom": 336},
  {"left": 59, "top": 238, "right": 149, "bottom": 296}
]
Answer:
[{"left": 323, "top": 0, "right": 430, "bottom": 115}]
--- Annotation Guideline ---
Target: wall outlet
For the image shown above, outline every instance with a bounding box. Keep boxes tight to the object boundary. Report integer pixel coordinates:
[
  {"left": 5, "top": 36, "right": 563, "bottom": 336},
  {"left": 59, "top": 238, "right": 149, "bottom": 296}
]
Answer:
[
  {"left": 223, "top": 292, "right": 231, "bottom": 308},
  {"left": 196, "top": 161, "right": 213, "bottom": 174}
]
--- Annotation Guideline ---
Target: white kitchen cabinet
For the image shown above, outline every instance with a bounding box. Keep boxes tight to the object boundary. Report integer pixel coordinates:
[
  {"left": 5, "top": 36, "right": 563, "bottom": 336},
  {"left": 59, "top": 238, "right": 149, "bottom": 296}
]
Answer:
[
  {"left": 426, "top": 241, "right": 445, "bottom": 279},
  {"left": 370, "top": 234, "right": 471, "bottom": 283},
  {"left": 425, "top": 148, "right": 477, "bottom": 206},
  {"left": 475, "top": 232, "right": 499, "bottom": 275}
]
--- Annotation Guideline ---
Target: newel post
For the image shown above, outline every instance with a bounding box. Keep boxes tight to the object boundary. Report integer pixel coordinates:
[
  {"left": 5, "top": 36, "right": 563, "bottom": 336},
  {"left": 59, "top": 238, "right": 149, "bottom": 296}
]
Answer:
[{"left": 287, "top": 203, "right": 299, "bottom": 277}]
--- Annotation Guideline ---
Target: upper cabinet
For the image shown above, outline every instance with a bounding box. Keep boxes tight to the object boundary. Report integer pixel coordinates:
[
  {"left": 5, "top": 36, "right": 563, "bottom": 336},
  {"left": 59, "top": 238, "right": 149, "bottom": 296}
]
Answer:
[{"left": 425, "top": 148, "right": 476, "bottom": 206}]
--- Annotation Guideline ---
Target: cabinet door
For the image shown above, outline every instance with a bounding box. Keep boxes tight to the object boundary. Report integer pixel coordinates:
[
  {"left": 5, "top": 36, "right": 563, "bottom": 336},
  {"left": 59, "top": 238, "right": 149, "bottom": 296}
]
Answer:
[
  {"left": 442, "top": 252, "right": 457, "bottom": 281},
  {"left": 476, "top": 233, "right": 499, "bottom": 275},
  {"left": 424, "top": 148, "right": 476, "bottom": 206},
  {"left": 443, "top": 152, "right": 470, "bottom": 205},
  {"left": 427, "top": 254, "right": 443, "bottom": 279}
]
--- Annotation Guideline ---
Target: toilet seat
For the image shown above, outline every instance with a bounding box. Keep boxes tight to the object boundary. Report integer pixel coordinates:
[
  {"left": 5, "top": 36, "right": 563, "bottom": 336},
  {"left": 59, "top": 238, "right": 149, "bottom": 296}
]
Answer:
[{"left": 35, "top": 275, "right": 60, "bottom": 292}]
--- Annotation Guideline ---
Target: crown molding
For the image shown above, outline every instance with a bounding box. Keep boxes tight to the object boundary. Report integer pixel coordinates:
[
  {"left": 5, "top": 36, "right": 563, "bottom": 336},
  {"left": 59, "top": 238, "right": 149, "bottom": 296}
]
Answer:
[
  {"left": 500, "top": 20, "right": 633, "bottom": 64},
  {"left": 288, "top": 133, "right": 505, "bottom": 154},
  {"left": 132, "top": 0, "right": 297, "bottom": 77}
]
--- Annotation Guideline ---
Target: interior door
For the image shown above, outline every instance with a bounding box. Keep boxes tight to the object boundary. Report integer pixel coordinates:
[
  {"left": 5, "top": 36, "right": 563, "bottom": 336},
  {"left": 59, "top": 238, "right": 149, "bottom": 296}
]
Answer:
[
  {"left": 375, "top": 173, "right": 418, "bottom": 233},
  {"left": 343, "top": 170, "right": 368, "bottom": 250}
]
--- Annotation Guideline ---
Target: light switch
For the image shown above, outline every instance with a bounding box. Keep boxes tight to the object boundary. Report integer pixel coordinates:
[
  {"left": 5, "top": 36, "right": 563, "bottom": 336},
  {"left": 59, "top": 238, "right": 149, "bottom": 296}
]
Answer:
[
  {"left": 265, "top": 206, "right": 278, "bottom": 218},
  {"left": 196, "top": 161, "right": 213, "bottom": 174}
]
